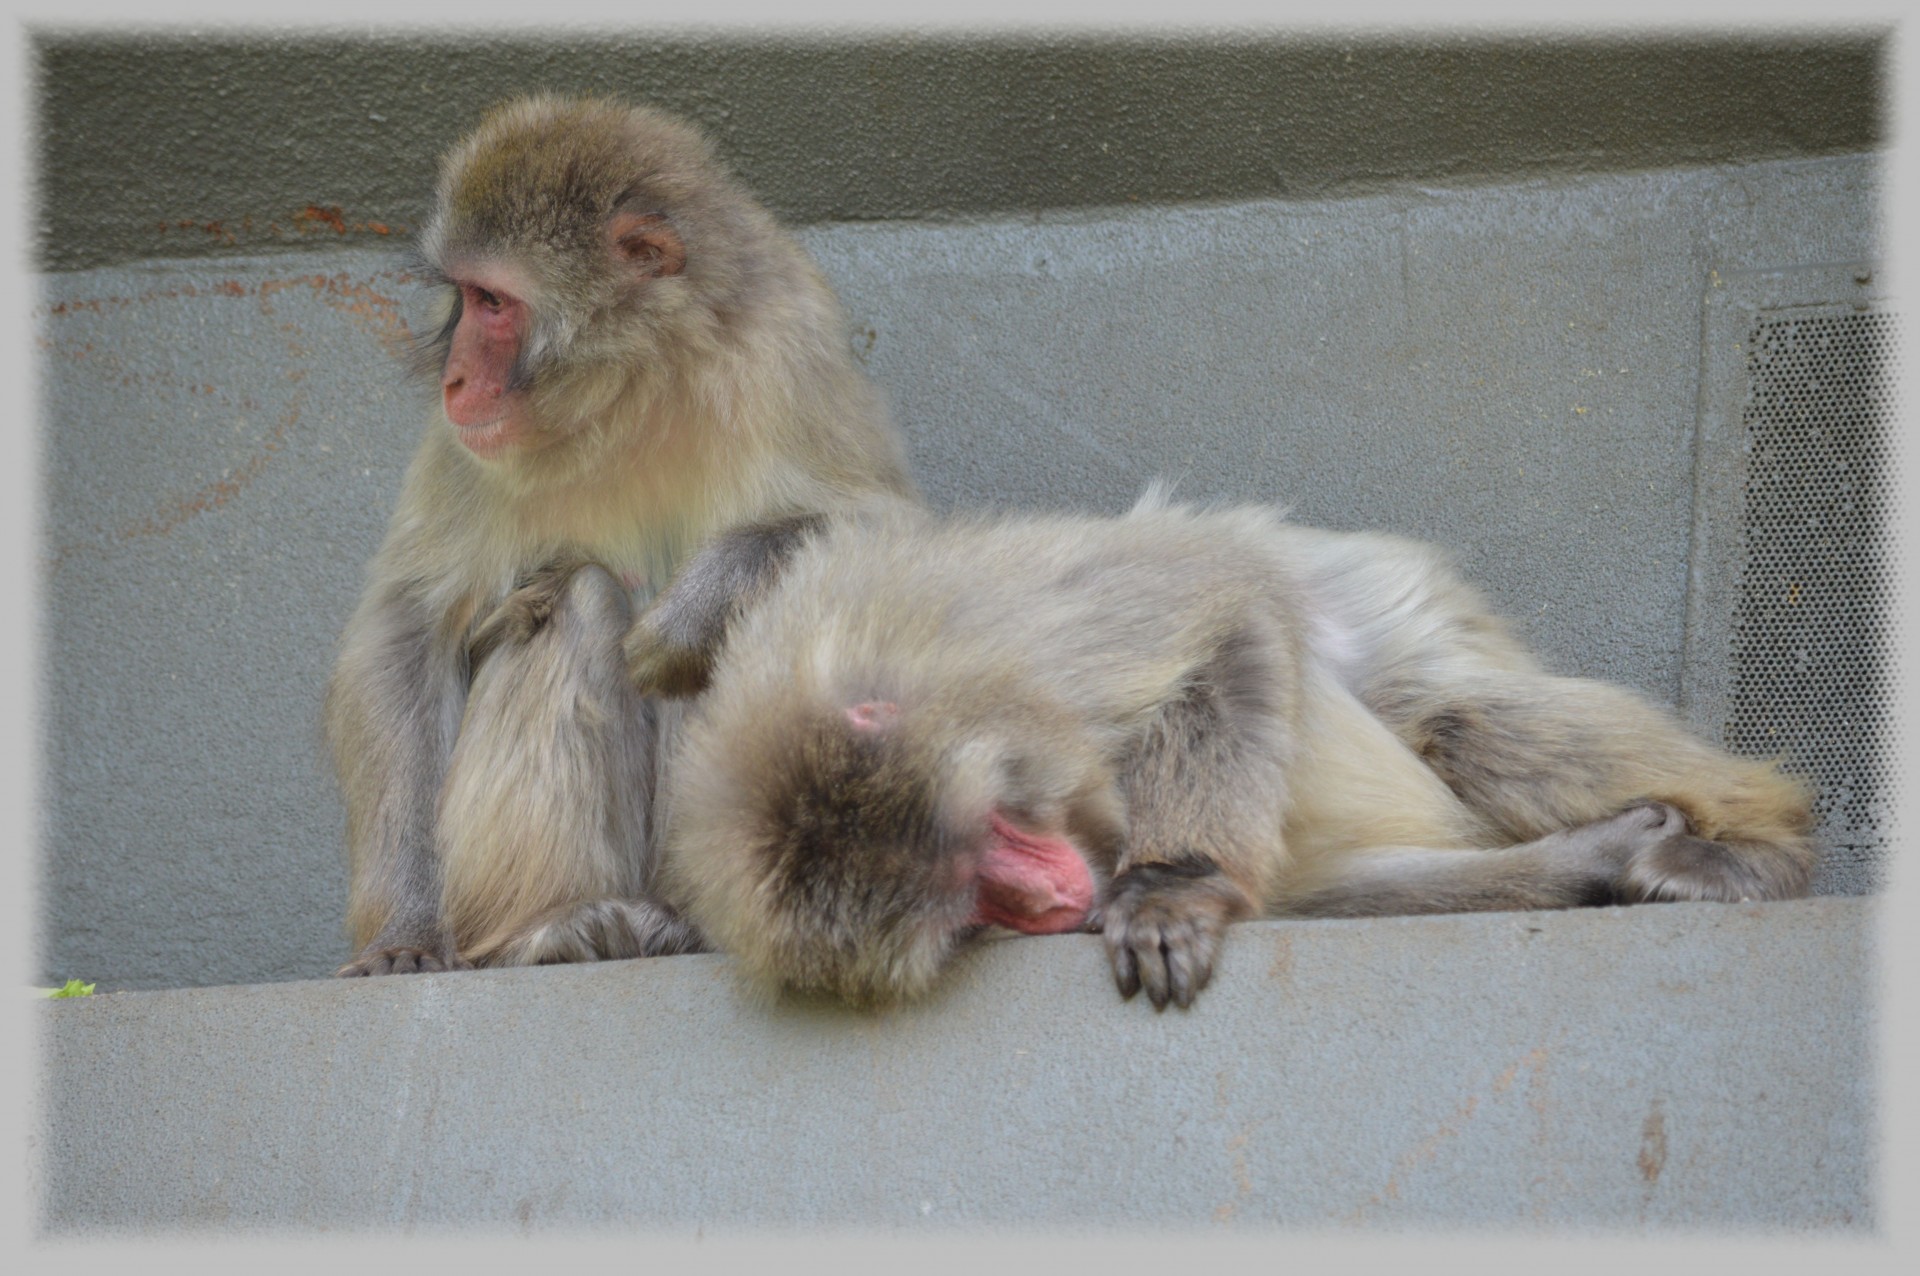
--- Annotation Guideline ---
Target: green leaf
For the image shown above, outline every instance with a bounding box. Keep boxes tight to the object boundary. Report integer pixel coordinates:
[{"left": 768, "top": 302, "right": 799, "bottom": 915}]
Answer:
[{"left": 44, "top": 979, "right": 96, "bottom": 999}]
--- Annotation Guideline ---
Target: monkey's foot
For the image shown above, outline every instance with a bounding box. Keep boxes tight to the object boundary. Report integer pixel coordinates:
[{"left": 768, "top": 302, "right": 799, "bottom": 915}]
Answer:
[
  {"left": 477, "top": 897, "right": 708, "bottom": 966},
  {"left": 1101, "top": 862, "right": 1256, "bottom": 1011},
  {"left": 1614, "top": 803, "right": 1812, "bottom": 903},
  {"left": 335, "top": 946, "right": 473, "bottom": 977}
]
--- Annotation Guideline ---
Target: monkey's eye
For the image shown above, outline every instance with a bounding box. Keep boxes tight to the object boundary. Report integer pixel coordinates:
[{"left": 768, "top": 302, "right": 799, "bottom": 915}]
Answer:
[{"left": 474, "top": 288, "right": 504, "bottom": 311}]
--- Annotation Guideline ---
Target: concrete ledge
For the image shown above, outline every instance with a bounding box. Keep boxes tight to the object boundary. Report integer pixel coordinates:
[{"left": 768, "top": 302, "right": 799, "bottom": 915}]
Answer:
[{"left": 34, "top": 897, "right": 1873, "bottom": 1234}]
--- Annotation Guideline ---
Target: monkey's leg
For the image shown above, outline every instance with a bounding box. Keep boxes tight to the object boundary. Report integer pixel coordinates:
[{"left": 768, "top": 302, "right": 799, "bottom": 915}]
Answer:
[
  {"left": 1102, "top": 628, "right": 1292, "bottom": 1010},
  {"left": 437, "top": 562, "right": 687, "bottom": 966},
  {"left": 331, "top": 587, "right": 476, "bottom": 978},
  {"left": 1394, "top": 670, "right": 1816, "bottom": 904},
  {"left": 1274, "top": 800, "right": 1693, "bottom": 917}
]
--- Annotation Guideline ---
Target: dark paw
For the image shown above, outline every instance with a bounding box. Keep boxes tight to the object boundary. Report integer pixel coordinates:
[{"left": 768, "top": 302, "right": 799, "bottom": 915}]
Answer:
[
  {"left": 335, "top": 946, "right": 472, "bottom": 977},
  {"left": 1101, "top": 863, "right": 1253, "bottom": 1010}
]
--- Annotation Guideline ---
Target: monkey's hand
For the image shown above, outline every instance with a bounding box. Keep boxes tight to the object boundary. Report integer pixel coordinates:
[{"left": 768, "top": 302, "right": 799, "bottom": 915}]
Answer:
[
  {"left": 622, "top": 608, "right": 716, "bottom": 698},
  {"left": 467, "top": 555, "right": 596, "bottom": 671},
  {"left": 1101, "top": 862, "right": 1256, "bottom": 1010},
  {"left": 623, "top": 513, "right": 829, "bottom": 698},
  {"left": 335, "top": 945, "right": 475, "bottom": 977}
]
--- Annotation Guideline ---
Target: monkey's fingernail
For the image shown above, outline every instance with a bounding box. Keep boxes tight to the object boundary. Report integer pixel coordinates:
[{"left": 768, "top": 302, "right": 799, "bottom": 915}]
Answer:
[{"left": 1114, "top": 953, "right": 1139, "bottom": 998}]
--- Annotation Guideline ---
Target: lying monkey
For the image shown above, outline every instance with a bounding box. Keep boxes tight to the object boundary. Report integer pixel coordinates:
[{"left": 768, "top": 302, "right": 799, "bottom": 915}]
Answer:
[{"left": 495, "top": 494, "right": 1813, "bottom": 1009}]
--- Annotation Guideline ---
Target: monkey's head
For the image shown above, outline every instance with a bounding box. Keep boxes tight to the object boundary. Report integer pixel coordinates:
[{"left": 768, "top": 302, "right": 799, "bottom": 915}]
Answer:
[
  {"left": 663, "top": 669, "right": 1126, "bottom": 1008},
  {"left": 417, "top": 96, "right": 769, "bottom": 466}
]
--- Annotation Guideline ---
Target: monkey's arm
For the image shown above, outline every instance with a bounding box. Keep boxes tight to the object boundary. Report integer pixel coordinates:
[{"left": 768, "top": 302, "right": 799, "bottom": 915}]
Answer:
[
  {"left": 326, "top": 576, "right": 475, "bottom": 976},
  {"left": 623, "top": 513, "right": 828, "bottom": 696},
  {"left": 1102, "top": 626, "right": 1293, "bottom": 1010}
]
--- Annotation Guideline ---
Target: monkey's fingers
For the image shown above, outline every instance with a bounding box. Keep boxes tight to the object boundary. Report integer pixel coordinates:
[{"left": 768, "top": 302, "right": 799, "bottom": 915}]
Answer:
[
  {"left": 1102, "top": 863, "right": 1248, "bottom": 1009},
  {"left": 1108, "top": 926, "right": 1142, "bottom": 1000},
  {"left": 1134, "top": 932, "right": 1175, "bottom": 1011},
  {"left": 1105, "top": 907, "right": 1213, "bottom": 1010},
  {"left": 1164, "top": 919, "right": 1223, "bottom": 1009}
]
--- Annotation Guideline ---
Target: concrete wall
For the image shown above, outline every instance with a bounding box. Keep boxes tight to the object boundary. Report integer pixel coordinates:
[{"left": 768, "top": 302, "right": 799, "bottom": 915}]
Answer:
[{"left": 34, "top": 900, "right": 1875, "bottom": 1234}]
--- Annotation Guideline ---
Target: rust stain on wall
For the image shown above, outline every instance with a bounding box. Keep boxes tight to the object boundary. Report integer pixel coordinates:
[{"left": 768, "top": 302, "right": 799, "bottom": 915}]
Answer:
[
  {"left": 1265, "top": 932, "right": 1295, "bottom": 986},
  {"left": 1210, "top": 1108, "right": 1266, "bottom": 1225},
  {"left": 290, "top": 205, "right": 402, "bottom": 239},
  {"left": 296, "top": 204, "right": 349, "bottom": 234},
  {"left": 35, "top": 269, "right": 415, "bottom": 564},
  {"left": 38, "top": 271, "right": 416, "bottom": 363},
  {"left": 253, "top": 272, "right": 416, "bottom": 361},
  {"left": 1638, "top": 1098, "right": 1668, "bottom": 1185},
  {"left": 1343, "top": 1045, "right": 1552, "bottom": 1225},
  {"left": 155, "top": 218, "right": 239, "bottom": 246},
  {"left": 152, "top": 208, "right": 405, "bottom": 249},
  {"left": 1490, "top": 1047, "right": 1549, "bottom": 1104},
  {"left": 118, "top": 405, "right": 300, "bottom": 542}
]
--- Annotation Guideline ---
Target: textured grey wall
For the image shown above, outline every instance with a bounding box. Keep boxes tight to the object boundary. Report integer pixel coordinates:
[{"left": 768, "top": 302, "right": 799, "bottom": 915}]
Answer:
[
  {"left": 32, "top": 31, "right": 1886, "bottom": 272},
  {"left": 36, "top": 900, "right": 1873, "bottom": 1233},
  {"left": 36, "top": 153, "right": 1879, "bottom": 991}
]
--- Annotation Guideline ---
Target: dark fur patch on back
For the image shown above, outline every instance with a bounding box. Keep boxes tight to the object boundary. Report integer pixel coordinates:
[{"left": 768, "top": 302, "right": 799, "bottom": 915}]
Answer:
[{"left": 1412, "top": 707, "right": 1474, "bottom": 763}]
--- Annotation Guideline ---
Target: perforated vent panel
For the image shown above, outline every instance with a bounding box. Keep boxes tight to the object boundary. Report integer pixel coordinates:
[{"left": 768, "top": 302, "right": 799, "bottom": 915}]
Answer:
[{"left": 1725, "top": 309, "right": 1901, "bottom": 891}]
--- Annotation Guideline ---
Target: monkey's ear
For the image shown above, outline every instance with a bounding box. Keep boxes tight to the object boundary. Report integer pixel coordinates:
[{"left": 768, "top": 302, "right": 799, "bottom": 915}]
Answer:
[
  {"left": 844, "top": 701, "right": 900, "bottom": 733},
  {"left": 608, "top": 211, "right": 687, "bottom": 278}
]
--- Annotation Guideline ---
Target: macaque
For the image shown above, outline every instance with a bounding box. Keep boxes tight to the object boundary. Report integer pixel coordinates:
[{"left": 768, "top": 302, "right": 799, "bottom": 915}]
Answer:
[
  {"left": 324, "top": 96, "right": 916, "bottom": 976},
  {"left": 609, "top": 495, "right": 1813, "bottom": 1010}
]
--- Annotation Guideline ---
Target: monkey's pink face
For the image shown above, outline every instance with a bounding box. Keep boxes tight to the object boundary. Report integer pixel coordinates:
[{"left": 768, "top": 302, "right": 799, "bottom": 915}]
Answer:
[
  {"left": 439, "top": 267, "right": 537, "bottom": 459},
  {"left": 970, "top": 811, "right": 1096, "bottom": 934},
  {"left": 840, "top": 702, "right": 1096, "bottom": 935}
]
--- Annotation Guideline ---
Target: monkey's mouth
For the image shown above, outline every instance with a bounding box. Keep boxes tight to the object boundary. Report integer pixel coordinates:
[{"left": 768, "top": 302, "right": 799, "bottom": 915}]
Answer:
[{"left": 453, "top": 414, "right": 517, "bottom": 460}]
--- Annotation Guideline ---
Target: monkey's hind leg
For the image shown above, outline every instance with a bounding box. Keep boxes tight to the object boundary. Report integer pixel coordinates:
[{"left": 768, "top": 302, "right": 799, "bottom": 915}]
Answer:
[
  {"left": 438, "top": 562, "right": 666, "bottom": 966},
  {"left": 1276, "top": 801, "right": 1692, "bottom": 917},
  {"left": 1397, "top": 670, "right": 1816, "bottom": 904}
]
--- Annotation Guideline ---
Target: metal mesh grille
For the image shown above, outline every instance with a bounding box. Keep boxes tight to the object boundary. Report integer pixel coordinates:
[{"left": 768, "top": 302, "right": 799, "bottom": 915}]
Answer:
[{"left": 1726, "top": 309, "right": 1902, "bottom": 892}]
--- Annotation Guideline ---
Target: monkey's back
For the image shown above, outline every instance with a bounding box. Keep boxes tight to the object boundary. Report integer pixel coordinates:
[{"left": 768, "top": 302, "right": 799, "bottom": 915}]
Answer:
[{"left": 709, "top": 501, "right": 1308, "bottom": 738}]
